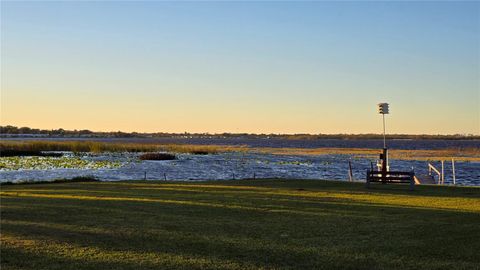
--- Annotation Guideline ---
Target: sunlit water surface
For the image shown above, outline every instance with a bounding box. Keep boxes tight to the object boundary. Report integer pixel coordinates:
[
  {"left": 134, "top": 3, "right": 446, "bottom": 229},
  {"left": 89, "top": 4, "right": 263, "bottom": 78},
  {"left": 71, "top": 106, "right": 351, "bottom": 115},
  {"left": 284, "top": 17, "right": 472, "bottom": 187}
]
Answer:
[{"left": 1, "top": 152, "right": 479, "bottom": 186}]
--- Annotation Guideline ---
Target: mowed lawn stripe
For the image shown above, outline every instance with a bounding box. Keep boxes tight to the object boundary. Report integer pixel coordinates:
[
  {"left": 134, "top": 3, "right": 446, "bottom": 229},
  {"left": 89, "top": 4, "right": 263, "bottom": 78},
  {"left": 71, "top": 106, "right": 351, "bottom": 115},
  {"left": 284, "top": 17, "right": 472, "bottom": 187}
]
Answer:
[{"left": 1, "top": 180, "right": 479, "bottom": 270}]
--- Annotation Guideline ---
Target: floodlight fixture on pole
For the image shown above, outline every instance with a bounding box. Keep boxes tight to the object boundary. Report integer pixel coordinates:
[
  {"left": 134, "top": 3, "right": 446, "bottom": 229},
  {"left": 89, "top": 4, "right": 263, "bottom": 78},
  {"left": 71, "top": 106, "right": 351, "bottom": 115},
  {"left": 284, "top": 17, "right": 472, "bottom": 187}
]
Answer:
[{"left": 377, "top": 103, "right": 389, "bottom": 148}]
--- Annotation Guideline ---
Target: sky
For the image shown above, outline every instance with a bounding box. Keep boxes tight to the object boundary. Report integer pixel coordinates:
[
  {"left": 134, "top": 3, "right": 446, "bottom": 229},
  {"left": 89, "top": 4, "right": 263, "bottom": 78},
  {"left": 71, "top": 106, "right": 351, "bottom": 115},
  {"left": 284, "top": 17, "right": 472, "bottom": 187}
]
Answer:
[{"left": 1, "top": 1, "right": 479, "bottom": 134}]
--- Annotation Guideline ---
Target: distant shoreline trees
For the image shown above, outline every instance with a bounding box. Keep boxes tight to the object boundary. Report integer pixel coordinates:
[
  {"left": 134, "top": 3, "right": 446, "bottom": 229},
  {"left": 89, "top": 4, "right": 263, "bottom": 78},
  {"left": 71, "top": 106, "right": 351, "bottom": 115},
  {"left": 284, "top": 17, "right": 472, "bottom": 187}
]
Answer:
[{"left": 0, "top": 125, "right": 478, "bottom": 140}]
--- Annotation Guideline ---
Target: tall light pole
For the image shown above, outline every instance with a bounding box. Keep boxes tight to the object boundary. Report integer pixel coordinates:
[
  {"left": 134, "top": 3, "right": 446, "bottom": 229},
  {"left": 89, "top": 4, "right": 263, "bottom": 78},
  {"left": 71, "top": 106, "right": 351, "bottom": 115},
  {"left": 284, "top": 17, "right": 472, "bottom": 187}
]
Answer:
[
  {"left": 378, "top": 103, "right": 389, "bottom": 148},
  {"left": 377, "top": 103, "right": 389, "bottom": 176}
]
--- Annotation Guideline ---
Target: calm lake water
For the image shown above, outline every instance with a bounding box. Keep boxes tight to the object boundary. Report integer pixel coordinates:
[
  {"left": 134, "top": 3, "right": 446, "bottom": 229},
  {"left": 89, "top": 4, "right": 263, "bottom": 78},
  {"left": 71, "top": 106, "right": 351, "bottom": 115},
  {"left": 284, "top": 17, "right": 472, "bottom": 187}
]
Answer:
[{"left": 1, "top": 138, "right": 479, "bottom": 185}]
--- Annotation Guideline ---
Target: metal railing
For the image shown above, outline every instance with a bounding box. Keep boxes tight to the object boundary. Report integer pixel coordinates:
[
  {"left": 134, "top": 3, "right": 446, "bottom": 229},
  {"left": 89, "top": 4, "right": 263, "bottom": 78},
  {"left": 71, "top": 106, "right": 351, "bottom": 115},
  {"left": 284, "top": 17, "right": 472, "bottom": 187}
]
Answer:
[{"left": 428, "top": 163, "right": 444, "bottom": 184}]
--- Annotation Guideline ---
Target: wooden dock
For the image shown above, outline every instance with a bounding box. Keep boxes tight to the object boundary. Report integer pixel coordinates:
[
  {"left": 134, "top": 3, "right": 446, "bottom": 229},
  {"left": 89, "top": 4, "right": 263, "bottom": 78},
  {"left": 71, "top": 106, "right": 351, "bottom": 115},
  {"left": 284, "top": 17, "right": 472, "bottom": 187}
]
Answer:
[{"left": 414, "top": 174, "right": 436, "bottom": 185}]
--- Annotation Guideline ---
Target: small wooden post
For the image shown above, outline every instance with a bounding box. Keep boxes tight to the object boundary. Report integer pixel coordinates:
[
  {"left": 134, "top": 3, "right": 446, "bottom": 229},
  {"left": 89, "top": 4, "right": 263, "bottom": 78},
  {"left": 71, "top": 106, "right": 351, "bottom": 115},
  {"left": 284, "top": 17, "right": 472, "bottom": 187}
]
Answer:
[
  {"left": 452, "top": 158, "right": 456, "bottom": 185},
  {"left": 144, "top": 171, "right": 147, "bottom": 180},
  {"left": 164, "top": 173, "right": 167, "bottom": 181},
  {"left": 232, "top": 173, "right": 235, "bottom": 180},
  {"left": 253, "top": 172, "right": 256, "bottom": 180},
  {"left": 348, "top": 161, "right": 353, "bottom": 182}
]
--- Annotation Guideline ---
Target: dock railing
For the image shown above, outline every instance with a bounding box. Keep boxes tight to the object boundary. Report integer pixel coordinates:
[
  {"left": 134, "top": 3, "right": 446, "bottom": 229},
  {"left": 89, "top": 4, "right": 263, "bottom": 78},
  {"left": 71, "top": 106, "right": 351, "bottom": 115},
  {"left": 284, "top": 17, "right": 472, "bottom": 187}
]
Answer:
[{"left": 428, "top": 163, "right": 444, "bottom": 184}]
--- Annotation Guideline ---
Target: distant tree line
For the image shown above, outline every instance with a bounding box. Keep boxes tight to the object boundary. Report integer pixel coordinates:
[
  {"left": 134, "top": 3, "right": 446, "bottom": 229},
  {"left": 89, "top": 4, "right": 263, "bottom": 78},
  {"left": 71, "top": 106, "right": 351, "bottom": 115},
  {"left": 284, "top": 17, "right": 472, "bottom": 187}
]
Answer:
[
  {"left": 1, "top": 125, "right": 478, "bottom": 140},
  {"left": 0, "top": 126, "right": 136, "bottom": 138}
]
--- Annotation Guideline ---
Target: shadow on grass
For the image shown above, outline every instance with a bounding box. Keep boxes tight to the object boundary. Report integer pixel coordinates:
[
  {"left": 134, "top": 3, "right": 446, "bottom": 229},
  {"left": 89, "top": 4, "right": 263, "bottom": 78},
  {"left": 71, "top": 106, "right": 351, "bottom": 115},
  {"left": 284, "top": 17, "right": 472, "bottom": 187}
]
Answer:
[
  {"left": 2, "top": 191, "right": 480, "bottom": 270},
  {"left": 3, "top": 179, "right": 479, "bottom": 199},
  {"left": 1, "top": 242, "right": 250, "bottom": 270},
  {"left": 3, "top": 214, "right": 473, "bottom": 270},
  {"left": 0, "top": 176, "right": 99, "bottom": 186},
  {"left": 111, "top": 179, "right": 480, "bottom": 199},
  {"left": 2, "top": 187, "right": 479, "bottom": 216}
]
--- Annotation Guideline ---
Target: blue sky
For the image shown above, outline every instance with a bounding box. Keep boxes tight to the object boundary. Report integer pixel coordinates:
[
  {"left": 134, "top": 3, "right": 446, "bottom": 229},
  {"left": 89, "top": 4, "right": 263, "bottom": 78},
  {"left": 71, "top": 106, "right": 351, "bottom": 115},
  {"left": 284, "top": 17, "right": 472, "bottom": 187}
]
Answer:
[{"left": 1, "top": 1, "right": 479, "bottom": 134}]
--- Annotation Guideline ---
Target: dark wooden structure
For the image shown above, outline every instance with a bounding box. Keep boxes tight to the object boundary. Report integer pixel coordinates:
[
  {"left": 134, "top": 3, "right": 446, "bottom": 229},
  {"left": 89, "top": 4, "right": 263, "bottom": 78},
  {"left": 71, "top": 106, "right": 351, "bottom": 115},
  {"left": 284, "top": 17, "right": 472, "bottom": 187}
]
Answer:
[{"left": 366, "top": 170, "right": 415, "bottom": 190}]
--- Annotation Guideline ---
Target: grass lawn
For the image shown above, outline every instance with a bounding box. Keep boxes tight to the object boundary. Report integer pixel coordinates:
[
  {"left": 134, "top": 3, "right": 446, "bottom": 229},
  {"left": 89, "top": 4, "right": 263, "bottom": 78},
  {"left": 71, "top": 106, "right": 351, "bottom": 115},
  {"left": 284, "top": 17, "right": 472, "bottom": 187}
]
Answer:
[{"left": 1, "top": 180, "right": 479, "bottom": 270}]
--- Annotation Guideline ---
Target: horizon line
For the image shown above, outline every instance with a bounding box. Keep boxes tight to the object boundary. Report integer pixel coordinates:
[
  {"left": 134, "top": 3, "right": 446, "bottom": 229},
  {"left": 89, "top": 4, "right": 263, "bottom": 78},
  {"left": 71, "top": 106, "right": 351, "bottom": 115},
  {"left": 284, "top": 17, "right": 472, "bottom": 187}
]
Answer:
[{"left": 1, "top": 125, "right": 478, "bottom": 137}]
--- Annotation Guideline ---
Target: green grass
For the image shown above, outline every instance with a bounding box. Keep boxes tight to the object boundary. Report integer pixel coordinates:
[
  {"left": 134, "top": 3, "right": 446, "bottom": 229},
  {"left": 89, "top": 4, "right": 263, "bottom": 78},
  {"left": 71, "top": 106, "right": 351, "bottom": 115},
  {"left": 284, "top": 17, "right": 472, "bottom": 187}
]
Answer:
[{"left": 1, "top": 180, "right": 479, "bottom": 270}]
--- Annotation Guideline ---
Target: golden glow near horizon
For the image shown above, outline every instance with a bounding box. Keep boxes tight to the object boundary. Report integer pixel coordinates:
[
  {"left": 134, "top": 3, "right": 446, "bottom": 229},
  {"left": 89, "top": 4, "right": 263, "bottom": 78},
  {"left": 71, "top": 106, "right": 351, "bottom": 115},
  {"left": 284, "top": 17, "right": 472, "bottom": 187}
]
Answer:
[
  {"left": 2, "top": 88, "right": 478, "bottom": 135},
  {"left": 1, "top": 2, "right": 479, "bottom": 135}
]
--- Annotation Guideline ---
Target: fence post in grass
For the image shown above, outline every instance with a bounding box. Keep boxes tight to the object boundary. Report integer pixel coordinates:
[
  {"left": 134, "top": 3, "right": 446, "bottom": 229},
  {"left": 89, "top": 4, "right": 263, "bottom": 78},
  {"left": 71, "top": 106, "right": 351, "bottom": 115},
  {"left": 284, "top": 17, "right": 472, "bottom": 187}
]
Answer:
[
  {"left": 253, "top": 172, "right": 256, "bottom": 180},
  {"left": 164, "top": 173, "right": 167, "bottom": 181},
  {"left": 452, "top": 158, "right": 456, "bottom": 185},
  {"left": 348, "top": 161, "right": 353, "bottom": 182},
  {"left": 232, "top": 173, "right": 235, "bottom": 180},
  {"left": 144, "top": 171, "right": 147, "bottom": 180}
]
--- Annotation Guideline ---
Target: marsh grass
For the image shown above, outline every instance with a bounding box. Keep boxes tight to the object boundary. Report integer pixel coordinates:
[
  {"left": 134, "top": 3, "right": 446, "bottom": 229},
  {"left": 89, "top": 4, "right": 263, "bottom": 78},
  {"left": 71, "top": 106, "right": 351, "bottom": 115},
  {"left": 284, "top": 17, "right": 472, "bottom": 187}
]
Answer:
[
  {"left": 1, "top": 180, "right": 479, "bottom": 270},
  {"left": 1, "top": 140, "right": 478, "bottom": 161},
  {"left": 0, "top": 141, "right": 243, "bottom": 155},
  {"left": 254, "top": 147, "right": 480, "bottom": 161}
]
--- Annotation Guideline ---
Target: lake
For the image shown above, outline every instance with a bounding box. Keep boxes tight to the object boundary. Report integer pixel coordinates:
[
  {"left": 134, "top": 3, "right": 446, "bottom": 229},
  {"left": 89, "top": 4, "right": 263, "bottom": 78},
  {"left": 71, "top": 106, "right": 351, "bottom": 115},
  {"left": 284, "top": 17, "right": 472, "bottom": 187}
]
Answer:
[{"left": 1, "top": 137, "right": 479, "bottom": 185}]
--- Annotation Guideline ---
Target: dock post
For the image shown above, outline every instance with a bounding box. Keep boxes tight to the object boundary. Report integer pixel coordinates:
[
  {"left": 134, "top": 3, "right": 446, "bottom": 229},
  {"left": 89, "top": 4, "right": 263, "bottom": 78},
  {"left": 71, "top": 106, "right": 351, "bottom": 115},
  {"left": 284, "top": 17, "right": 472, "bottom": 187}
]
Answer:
[
  {"left": 409, "top": 171, "right": 415, "bottom": 191},
  {"left": 452, "top": 158, "right": 456, "bottom": 185},
  {"left": 365, "top": 170, "right": 371, "bottom": 189},
  {"left": 441, "top": 160, "right": 445, "bottom": 184},
  {"left": 348, "top": 161, "right": 353, "bottom": 182}
]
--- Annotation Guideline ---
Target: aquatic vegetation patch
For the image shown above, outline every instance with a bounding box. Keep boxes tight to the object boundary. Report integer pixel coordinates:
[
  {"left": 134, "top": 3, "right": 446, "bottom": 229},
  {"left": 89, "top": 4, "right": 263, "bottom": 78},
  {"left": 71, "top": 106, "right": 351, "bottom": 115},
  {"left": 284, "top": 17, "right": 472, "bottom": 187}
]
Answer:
[
  {"left": 0, "top": 156, "right": 123, "bottom": 171},
  {"left": 139, "top": 153, "right": 176, "bottom": 160},
  {"left": 276, "top": 160, "right": 313, "bottom": 166},
  {"left": 254, "top": 159, "right": 314, "bottom": 166},
  {"left": 0, "top": 149, "right": 63, "bottom": 157}
]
